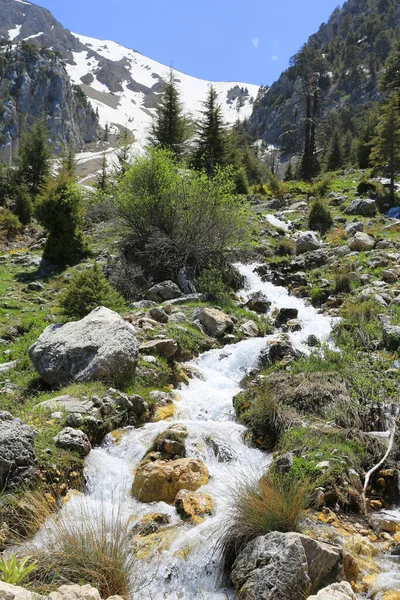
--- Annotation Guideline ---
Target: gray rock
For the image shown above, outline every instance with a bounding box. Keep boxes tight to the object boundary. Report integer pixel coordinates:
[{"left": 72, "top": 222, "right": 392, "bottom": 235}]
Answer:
[
  {"left": 177, "top": 268, "right": 196, "bottom": 294},
  {"left": 348, "top": 232, "right": 375, "bottom": 252},
  {"left": 191, "top": 307, "right": 233, "bottom": 337},
  {"left": 231, "top": 532, "right": 342, "bottom": 600},
  {"left": 146, "top": 281, "right": 182, "bottom": 302},
  {"left": 149, "top": 307, "right": 169, "bottom": 323},
  {"left": 0, "top": 416, "right": 37, "bottom": 489},
  {"left": 29, "top": 307, "right": 139, "bottom": 387},
  {"left": 48, "top": 584, "right": 101, "bottom": 600},
  {"left": 345, "top": 221, "right": 363, "bottom": 236},
  {"left": 275, "top": 452, "right": 294, "bottom": 474},
  {"left": 275, "top": 307, "right": 299, "bottom": 327},
  {"left": 307, "top": 582, "right": 356, "bottom": 600},
  {"left": 344, "top": 198, "right": 377, "bottom": 217},
  {"left": 266, "top": 335, "right": 302, "bottom": 364},
  {"left": 139, "top": 339, "right": 178, "bottom": 358},
  {"left": 27, "top": 282, "right": 45, "bottom": 291},
  {"left": 296, "top": 232, "right": 321, "bottom": 255},
  {"left": 54, "top": 427, "right": 91, "bottom": 456},
  {"left": 239, "top": 320, "right": 259, "bottom": 338},
  {"left": 130, "top": 300, "right": 157, "bottom": 309},
  {"left": 307, "top": 334, "right": 320, "bottom": 347},
  {"left": 382, "top": 323, "right": 400, "bottom": 350},
  {"left": 168, "top": 312, "right": 188, "bottom": 324},
  {"left": 209, "top": 438, "right": 237, "bottom": 462},
  {"left": 246, "top": 292, "right": 271, "bottom": 313}
]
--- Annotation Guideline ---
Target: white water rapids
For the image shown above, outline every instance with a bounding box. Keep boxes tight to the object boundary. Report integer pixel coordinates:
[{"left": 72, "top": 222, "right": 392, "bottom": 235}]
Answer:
[{"left": 34, "top": 264, "right": 398, "bottom": 598}]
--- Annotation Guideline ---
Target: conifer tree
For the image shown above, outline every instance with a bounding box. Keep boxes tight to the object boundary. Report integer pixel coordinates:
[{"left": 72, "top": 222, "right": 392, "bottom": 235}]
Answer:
[
  {"left": 325, "top": 130, "right": 343, "bottom": 172},
  {"left": 114, "top": 127, "right": 132, "bottom": 177},
  {"left": 284, "top": 160, "right": 294, "bottom": 181},
  {"left": 370, "top": 94, "right": 400, "bottom": 204},
  {"left": 193, "top": 85, "right": 227, "bottom": 177},
  {"left": 17, "top": 119, "right": 51, "bottom": 197},
  {"left": 61, "top": 142, "right": 77, "bottom": 179},
  {"left": 150, "top": 70, "right": 187, "bottom": 156},
  {"left": 96, "top": 153, "right": 109, "bottom": 192}
]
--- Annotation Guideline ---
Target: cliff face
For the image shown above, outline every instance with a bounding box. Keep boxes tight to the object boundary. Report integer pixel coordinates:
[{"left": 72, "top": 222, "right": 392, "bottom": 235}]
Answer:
[
  {"left": 249, "top": 0, "right": 400, "bottom": 147},
  {"left": 0, "top": 42, "right": 99, "bottom": 162}
]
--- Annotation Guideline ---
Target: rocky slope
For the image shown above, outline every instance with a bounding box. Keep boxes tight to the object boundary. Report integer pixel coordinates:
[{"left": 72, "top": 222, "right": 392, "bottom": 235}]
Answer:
[
  {"left": 249, "top": 0, "right": 400, "bottom": 147},
  {"left": 0, "top": 0, "right": 259, "bottom": 152}
]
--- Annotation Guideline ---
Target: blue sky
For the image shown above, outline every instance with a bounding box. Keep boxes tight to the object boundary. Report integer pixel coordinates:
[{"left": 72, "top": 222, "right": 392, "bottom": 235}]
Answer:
[{"left": 36, "top": 0, "right": 342, "bottom": 85}]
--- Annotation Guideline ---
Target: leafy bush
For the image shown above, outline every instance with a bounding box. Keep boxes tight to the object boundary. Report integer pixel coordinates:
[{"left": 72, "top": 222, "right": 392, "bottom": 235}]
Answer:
[
  {"left": 334, "top": 271, "right": 352, "bottom": 294},
  {"left": 267, "top": 172, "right": 286, "bottom": 199},
  {"left": 357, "top": 180, "right": 376, "bottom": 196},
  {"left": 14, "top": 184, "right": 33, "bottom": 226},
  {"left": 218, "top": 472, "right": 310, "bottom": 568},
  {"left": 309, "top": 174, "right": 333, "bottom": 198},
  {"left": 308, "top": 199, "right": 333, "bottom": 235},
  {"left": 196, "top": 267, "right": 233, "bottom": 307},
  {"left": 59, "top": 264, "right": 125, "bottom": 319},
  {"left": 0, "top": 209, "right": 21, "bottom": 238},
  {"left": 0, "top": 555, "right": 37, "bottom": 585},
  {"left": 36, "top": 175, "right": 89, "bottom": 265},
  {"left": 115, "top": 149, "right": 249, "bottom": 280}
]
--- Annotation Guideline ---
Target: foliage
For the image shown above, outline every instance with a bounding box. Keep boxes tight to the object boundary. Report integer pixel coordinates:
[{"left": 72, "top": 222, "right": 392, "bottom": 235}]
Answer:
[
  {"left": 275, "top": 238, "right": 295, "bottom": 256},
  {"left": 334, "top": 270, "right": 352, "bottom": 294},
  {"left": 0, "top": 209, "right": 22, "bottom": 238},
  {"left": 115, "top": 148, "right": 249, "bottom": 281},
  {"left": 325, "top": 129, "right": 343, "bottom": 172},
  {"left": 195, "top": 267, "right": 233, "bottom": 307},
  {"left": 14, "top": 183, "right": 33, "bottom": 226},
  {"left": 308, "top": 199, "right": 333, "bottom": 235},
  {"left": 17, "top": 119, "right": 51, "bottom": 197},
  {"left": 149, "top": 70, "right": 188, "bottom": 157},
  {"left": 0, "top": 555, "right": 37, "bottom": 585},
  {"left": 192, "top": 85, "right": 227, "bottom": 177},
  {"left": 357, "top": 180, "right": 377, "bottom": 196},
  {"left": 36, "top": 175, "right": 90, "bottom": 265},
  {"left": 58, "top": 264, "right": 125, "bottom": 319}
]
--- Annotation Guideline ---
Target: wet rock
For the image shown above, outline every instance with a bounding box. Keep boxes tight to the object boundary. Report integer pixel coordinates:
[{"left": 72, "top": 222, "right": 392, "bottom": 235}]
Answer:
[
  {"left": 307, "top": 334, "right": 320, "bottom": 347},
  {"left": 129, "top": 513, "right": 171, "bottom": 537},
  {"left": 344, "top": 198, "right": 377, "bottom": 217},
  {"left": 146, "top": 281, "right": 182, "bottom": 302},
  {"left": 131, "top": 457, "right": 209, "bottom": 504},
  {"left": 369, "top": 515, "right": 398, "bottom": 534},
  {"left": 246, "top": 292, "right": 271, "bottom": 313},
  {"left": 0, "top": 415, "right": 37, "bottom": 489},
  {"left": 175, "top": 489, "right": 214, "bottom": 522},
  {"left": 191, "top": 307, "right": 233, "bottom": 337},
  {"left": 267, "top": 335, "right": 302, "bottom": 364},
  {"left": 139, "top": 339, "right": 178, "bottom": 358},
  {"left": 29, "top": 307, "right": 139, "bottom": 387},
  {"left": 208, "top": 438, "right": 237, "bottom": 462},
  {"left": 149, "top": 307, "right": 169, "bottom": 323},
  {"left": 275, "top": 307, "right": 299, "bottom": 327},
  {"left": 307, "top": 582, "right": 356, "bottom": 599},
  {"left": 296, "top": 231, "right": 321, "bottom": 254},
  {"left": 231, "top": 532, "right": 342, "bottom": 600},
  {"left": 54, "top": 427, "right": 91, "bottom": 457},
  {"left": 348, "top": 232, "right": 375, "bottom": 251}
]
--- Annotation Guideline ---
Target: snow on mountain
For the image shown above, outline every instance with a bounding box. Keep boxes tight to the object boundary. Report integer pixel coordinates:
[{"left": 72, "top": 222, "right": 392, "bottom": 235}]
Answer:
[{"left": 68, "top": 32, "right": 260, "bottom": 149}]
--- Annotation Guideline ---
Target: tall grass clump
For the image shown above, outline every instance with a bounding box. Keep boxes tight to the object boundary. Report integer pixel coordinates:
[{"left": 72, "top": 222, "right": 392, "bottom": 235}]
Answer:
[
  {"left": 218, "top": 472, "right": 310, "bottom": 569},
  {"left": 0, "top": 554, "right": 37, "bottom": 585},
  {"left": 28, "top": 502, "right": 137, "bottom": 599}
]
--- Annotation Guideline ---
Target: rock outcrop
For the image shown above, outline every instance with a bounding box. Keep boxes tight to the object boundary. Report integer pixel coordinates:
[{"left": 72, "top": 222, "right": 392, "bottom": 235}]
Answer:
[
  {"left": 296, "top": 232, "right": 321, "bottom": 255},
  {"left": 191, "top": 307, "right": 233, "bottom": 337},
  {"left": 29, "top": 307, "right": 139, "bottom": 387},
  {"left": 0, "top": 412, "right": 37, "bottom": 489}
]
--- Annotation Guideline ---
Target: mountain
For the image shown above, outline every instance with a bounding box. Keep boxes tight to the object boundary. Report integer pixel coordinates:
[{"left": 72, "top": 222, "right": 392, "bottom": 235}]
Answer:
[
  {"left": 249, "top": 0, "right": 400, "bottom": 150},
  {"left": 0, "top": 0, "right": 259, "bottom": 154}
]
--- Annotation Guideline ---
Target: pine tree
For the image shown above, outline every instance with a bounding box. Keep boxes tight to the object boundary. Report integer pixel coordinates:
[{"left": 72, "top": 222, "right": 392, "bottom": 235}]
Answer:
[
  {"left": 325, "top": 130, "right": 343, "bottom": 172},
  {"left": 61, "top": 142, "right": 77, "bottom": 179},
  {"left": 150, "top": 70, "right": 187, "bottom": 156},
  {"left": 96, "top": 153, "right": 109, "bottom": 192},
  {"left": 17, "top": 119, "right": 51, "bottom": 197},
  {"left": 114, "top": 127, "right": 132, "bottom": 177},
  {"left": 193, "top": 85, "right": 227, "bottom": 177},
  {"left": 370, "top": 94, "right": 400, "bottom": 204},
  {"left": 284, "top": 160, "right": 294, "bottom": 181}
]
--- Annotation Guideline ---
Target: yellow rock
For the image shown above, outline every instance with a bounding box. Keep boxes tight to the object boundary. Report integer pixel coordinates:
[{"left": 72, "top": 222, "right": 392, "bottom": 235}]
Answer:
[
  {"left": 131, "top": 527, "right": 179, "bottom": 560},
  {"left": 393, "top": 532, "right": 400, "bottom": 542},
  {"left": 153, "top": 403, "right": 175, "bottom": 421},
  {"left": 175, "top": 490, "right": 214, "bottom": 523},
  {"left": 343, "top": 552, "right": 361, "bottom": 578},
  {"left": 131, "top": 457, "right": 209, "bottom": 504},
  {"left": 383, "top": 593, "right": 400, "bottom": 600}
]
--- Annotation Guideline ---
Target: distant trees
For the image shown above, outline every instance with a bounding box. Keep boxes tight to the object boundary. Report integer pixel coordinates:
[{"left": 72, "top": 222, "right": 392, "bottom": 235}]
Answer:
[
  {"left": 370, "top": 94, "right": 400, "bottom": 204},
  {"left": 16, "top": 119, "right": 51, "bottom": 197},
  {"left": 150, "top": 70, "right": 188, "bottom": 157}
]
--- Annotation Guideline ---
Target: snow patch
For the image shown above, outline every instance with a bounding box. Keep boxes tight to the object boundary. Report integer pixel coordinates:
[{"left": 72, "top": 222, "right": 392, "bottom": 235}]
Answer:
[
  {"left": 14, "top": 0, "right": 31, "bottom": 4},
  {"left": 8, "top": 24, "right": 22, "bottom": 41},
  {"left": 23, "top": 32, "right": 44, "bottom": 41}
]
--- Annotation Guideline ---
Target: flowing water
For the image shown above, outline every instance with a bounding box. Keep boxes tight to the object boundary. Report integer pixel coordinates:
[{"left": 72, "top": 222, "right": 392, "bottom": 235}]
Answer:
[{"left": 34, "top": 264, "right": 397, "bottom": 598}]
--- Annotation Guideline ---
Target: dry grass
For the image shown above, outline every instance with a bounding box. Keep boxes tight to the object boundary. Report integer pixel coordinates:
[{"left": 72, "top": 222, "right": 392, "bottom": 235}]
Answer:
[
  {"left": 27, "top": 501, "right": 139, "bottom": 599},
  {"left": 218, "top": 472, "right": 311, "bottom": 570},
  {"left": 0, "top": 489, "right": 58, "bottom": 546}
]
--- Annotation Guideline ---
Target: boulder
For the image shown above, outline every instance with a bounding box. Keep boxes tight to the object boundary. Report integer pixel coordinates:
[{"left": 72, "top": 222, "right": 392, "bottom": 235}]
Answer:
[
  {"left": 296, "top": 232, "right": 321, "bottom": 255},
  {"left": 48, "top": 584, "right": 101, "bottom": 600},
  {"left": 191, "top": 307, "right": 233, "bottom": 337},
  {"left": 131, "top": 457, "right": 209, "bottom": 504},
  {"left": 275, "top": 307, "right": 299, "bottom": 327},
  {"left": 54, "top": 427, "right": 91, "bottom": 456},
  {"left": 344, "top": 198, "right": 377, "bottom": 217},
  {"left": 169, "top": 312, "right": 188, "bottom": 324},
  {"left": 275, "top": 452, "right": 294, "bottom": 474},
  {"left": 266, "top": 335, "right": 302, "bottom": 364},
  {"left": 345, "top": 221, "right": 364, "bottom": 236},
  {"left": 382, "top": 323, "right": 400, "bottom": 350},
  {"left": 175, "top": 489, "right": 214, "bottom": 522},
  {"left": 0, "top": 581, "right": 44, "bottom": 600},
  {"left": 29, "top": 307, "right": 139, "bottom": 387},
  {"left": 239, "top": 320, "right": 260, "bottom": 338},
  {"left": 149, "top": 307, "right": 169, "bottom": 323},
  {"left": 139, "top": 339, "right": 178, "bottom": 358},
  {"left": 307, "top": 582, "right": 356, "bottom": 600},
  {"left": 246, "top": 292, "right": 271, "bottom": 313},
  {"left": 231, "top": 532, "right": 342, "bottom": 600},
  {"left": 146, "top": 281, "right": 182, "bottom": 302},
  {"left": 0, "top": 414, "right": 37, "bottom": 489},
  {"left": 348, "top": 232, "right": 375, "bottom": 252},
  {"left": 208, "top": 438, "right": 237, "bottom": 462}
]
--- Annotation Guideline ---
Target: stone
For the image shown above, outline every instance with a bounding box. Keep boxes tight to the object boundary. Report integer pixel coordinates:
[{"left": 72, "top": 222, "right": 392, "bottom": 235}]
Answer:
[
  {"left": 382, "top": 323, "right": 400, "bottom": 351},
  {"left": 307, "top": 334, "right": 320, "bottom": 347},
  {"left": 239, "top": 320, "right": 259, "bottom": 338},
  {"left": 0, "top": 581, "right": 44, "bottom": 600},
  {"left": 275, "top": 307, "right": 299, "bottom": 327},
  {"left": 369, "top": 516, "right": 398, "bottom": 534},
  {"left": 169, "top": 312, "right": 188, "bottom": 324},
  {"left": 0, "top": 415, "right": 37, "bottom": 489},
  {"left": 348, "top": 232, "right": 375, "bottom": 251},
  {"left": 27, "top": 281, "right": 45, "bottom": 291},
  {"left": 48, "top": 584, "right": 101, "bottom": 600},
  {"left": 209, "top": 438, "right": 237, "bottom": 462},
  {"left": 267, "top": 335, "right": 302, "bottom": 364},
  {"left": 344, "top": 198, "right": 377, "bottom": 217},
  {"left": 29, "top": 307, "right": 139, "bottom": 387},
  {"left": 275, "top": 452, "right": 294, "bottom": 474},
  {"left": 307, "top": 582, "right": 356, "bottom": 600},
  {"left": 382, "top": 269, "right": 398, "bottom": 283},
  {"left": 131, "top": 457, "right": 209, "bottom": 504},
  {"left": 175, "top": 489, "right": 214, "bottom": 522},
  {"left": 345, "top": 221, "right": 364, "bottom": 236},
  {"left": 54, "top": 427, "right": 91, "bottom": 456},
  {"left": 296, "top": 231, "right": 321, "bottom": 254},
  {"left": 146, "top": 281, "right": 182, "bottom": 302},
  {"left": 149, "top": 307, "right": 169, "bottom": 323},
  {"left": 246, "top": 292, "right": 271, "bottom": 313},
  {"left": 139, "top": 339, "right": 178, "bottom": 358},
  {"left": 231, "top": 532, "right": 342, "bottom": 600},
  {"left": 191, "top": 307, "right": 233, "bottom": 337},
  {"left": 129, "top": 513, "right": 171, "bottom": 537}
]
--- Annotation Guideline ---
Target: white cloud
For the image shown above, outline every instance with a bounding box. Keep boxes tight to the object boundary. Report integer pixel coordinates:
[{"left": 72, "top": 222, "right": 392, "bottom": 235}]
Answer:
[
  {"left": 252, "top": 37, "right": 259, "bottom": 50},
  {"left": 270, "top": 55, "right": 279, "bottom": 61}
]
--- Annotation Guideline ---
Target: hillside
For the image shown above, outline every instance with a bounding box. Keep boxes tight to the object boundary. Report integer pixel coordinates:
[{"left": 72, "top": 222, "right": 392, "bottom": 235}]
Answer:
[{"left": 249, "top": 0, "right": 400, "bottom": 150}]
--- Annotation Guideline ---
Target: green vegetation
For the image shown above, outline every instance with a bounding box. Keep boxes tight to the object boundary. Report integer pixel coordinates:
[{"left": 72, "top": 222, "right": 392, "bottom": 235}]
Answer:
[
  {"left": 0, "top": 555, "right": 37, "bottom": 585},
  {"left": 308, "top": 199, "right": 333, "bottom": 235}
]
